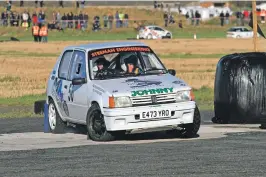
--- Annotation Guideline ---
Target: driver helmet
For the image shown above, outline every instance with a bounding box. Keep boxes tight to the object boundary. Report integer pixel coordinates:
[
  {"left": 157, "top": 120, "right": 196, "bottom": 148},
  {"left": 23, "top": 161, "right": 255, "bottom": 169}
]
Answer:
[
  {"left": 95, "top": 57, "right": 106, "bottom": 66},
  {"left": 124, "top": 55, "right": 138, "bottom": 66}
]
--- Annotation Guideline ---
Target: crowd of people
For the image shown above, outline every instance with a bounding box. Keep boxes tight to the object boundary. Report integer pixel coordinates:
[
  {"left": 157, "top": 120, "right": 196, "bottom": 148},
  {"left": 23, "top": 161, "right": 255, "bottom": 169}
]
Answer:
[{"left": 0, "top": 9, "right": 131, "bottom": 32}]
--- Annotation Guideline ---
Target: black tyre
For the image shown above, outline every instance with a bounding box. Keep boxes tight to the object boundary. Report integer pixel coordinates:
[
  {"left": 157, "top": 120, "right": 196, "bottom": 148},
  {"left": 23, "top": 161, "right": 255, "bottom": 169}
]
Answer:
[
  {"left": 179, "top": 105, "right": 201, "bottom": 138},
  {"left": 87, "top": 104, "right": 117, "bottom": 141},
  {"left": 48, "top": 99, "right": 67, "bottom": 134},
  {"left": 165, "top": 33, "right": 172, "bottom": 39}
]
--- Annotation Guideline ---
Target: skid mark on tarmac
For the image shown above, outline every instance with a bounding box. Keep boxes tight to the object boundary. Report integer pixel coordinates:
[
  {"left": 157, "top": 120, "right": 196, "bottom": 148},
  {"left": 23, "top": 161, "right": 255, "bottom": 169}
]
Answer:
[{"left": 0, "top": 124, "right": 264, "bottom": 152}]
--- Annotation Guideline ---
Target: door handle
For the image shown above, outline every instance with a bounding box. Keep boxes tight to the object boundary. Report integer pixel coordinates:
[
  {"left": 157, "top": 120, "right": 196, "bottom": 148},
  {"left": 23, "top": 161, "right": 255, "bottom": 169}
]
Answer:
[{"left": 64, "top": 85, "right": 68, "bottom": 89}]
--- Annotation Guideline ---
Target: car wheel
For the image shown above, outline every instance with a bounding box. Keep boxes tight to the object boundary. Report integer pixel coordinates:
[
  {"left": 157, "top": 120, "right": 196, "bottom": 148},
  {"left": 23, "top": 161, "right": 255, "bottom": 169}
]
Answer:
[
  {"left": 178, "top": 105, "right": 201, "bottom": 138},
  {"left": 147, "top": 34, "right": 152, "bottom": 39},
  {"left": 87, "top": 104, "right": 124, "bottom": 141},
  {"left": 48, "top": 99, "right": 67, "bottom": 134},
  {"left": 236, "top": 35, "right": 241, "bottom": 38},
  {"left": 165, "top": 33, "right": 172, "bottom": 39}
]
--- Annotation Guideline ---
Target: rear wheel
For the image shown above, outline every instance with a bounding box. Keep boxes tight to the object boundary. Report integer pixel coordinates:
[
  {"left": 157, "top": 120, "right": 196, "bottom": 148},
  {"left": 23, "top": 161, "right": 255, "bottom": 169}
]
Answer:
[
  {"left": 48, "top": 100, "right": 67, "bottom": 134},
  {"left": 87, "top": 104, "right": 124, "bottom": 141}
]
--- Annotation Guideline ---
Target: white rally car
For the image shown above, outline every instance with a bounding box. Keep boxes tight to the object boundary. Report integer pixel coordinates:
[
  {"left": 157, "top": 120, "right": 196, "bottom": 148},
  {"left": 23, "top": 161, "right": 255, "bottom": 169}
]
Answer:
[
  {"left": 46, "top": 41, "right": 200, "bottom": 141},
  {"left": 137, "top": 25, "right": 173, "bottom": 39},
  {"left": 226, "top": 26, "right": 260, "bottom": 38}
]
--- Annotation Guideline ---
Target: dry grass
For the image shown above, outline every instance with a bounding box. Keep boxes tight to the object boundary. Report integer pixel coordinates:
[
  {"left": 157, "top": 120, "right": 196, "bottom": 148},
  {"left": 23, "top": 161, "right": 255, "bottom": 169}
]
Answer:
[
  {"left": 1, "top": 38, "right": 266, "bottom": 98},
  {"left": 162, "top": 58, "right": 218, "bottom": 89},
  {"left": 0, "top": 56, "right": 56, "bottom": 98}
]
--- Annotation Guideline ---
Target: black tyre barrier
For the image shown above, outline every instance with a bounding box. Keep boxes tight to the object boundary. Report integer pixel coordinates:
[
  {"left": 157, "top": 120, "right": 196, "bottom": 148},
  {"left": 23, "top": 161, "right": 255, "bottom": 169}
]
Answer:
[
  {"left": 34, "top": 100, "right": 46, "bottom": 114},
  {"left": 213, "top": 52, "right": 266, "bottom": 124}
]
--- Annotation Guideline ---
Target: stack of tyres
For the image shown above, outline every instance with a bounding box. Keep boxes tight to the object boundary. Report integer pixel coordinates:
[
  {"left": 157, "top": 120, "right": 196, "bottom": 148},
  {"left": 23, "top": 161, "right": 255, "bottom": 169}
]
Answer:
[{"left": 212, "top": 52, "right": 266, "bottom": 124}]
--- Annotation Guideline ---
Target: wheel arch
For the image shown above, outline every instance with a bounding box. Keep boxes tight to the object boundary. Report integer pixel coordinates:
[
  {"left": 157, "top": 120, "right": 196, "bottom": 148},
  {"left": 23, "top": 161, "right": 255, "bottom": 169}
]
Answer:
[{"left": 47, "top": 95, "right": 67, "bottom": 121}]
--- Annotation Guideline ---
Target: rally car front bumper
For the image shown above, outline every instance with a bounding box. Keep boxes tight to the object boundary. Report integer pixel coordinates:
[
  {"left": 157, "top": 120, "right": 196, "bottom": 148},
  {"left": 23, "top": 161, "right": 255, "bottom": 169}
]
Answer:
[{"left": 103, "top": 101, "right": 196, "bottom": 131}]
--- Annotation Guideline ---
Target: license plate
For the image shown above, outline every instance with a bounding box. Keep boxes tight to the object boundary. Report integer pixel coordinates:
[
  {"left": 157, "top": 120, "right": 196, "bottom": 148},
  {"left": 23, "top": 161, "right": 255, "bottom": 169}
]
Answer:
[{"left": 141, "top": 110, "right": 170, "bottom": 119}]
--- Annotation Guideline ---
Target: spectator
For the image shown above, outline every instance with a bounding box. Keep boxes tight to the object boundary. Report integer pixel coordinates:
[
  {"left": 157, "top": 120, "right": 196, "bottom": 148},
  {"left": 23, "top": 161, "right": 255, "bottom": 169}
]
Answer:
[
  {"left": 115, "top": 11, "right": 119, "bottom": 28},
  {"left": 220, "top": 11, "right": 224, "bottom": 26},
  {"left": 92, "top": 15, "right": 100, "bottom": 31},
  {"left": 124, "top": 13, "right": 128, "bottom": 27},
  {"left": 80, "top": 0, "right": 85, "bottom": 9},
  {"left": 108, "top": 13, "right": 113, "bottom": 29},
  {"left": 119, "top": 12, "right": 124, "bottom": 27},
  {"left": 185, "top": 12, "right": 190, "bottom": 25},
  {"left": 74, "top": 13, "right": 78, "bottom": 29},
  {"left": 35, "top": 1, "right": 38, "bottom": 8},
  {"left": 20, "top": 0, "right": 24, "bottom": 7},
  {"left": 61, "top": 13, "right": 67, "bottom": 29},
  {"left": 56, "top": 12, "right": 61, "bottom": 25},
  {"left": 84, "top": 12, "right": 88, "bottom": 29},
  {"left": 6, "top": 1, "right": 11, "bottom": 12},
  {"left": 169, "top": 13, "right": 175, "bottom": 24},
  {"left": 22, "top": 11, "right": 29, "bottom": 27},
  {"left": 78, "top": 12, "right": 84, "bottom": 29},
  {"left": 225, "top": 11, "right": 230, "bottom": 25},
  {"left": 3, "top": 12, "right": 8, "bottom": 26},
  {"left": 163, "top": 12, "right": 168, "bottom": 27},
  {"left": 103, "top": 14, "right": 108, "bottom": 28},
  {"left": 59, "top": 0, "right": 64, "bottom": 8},
  {"left": 32, "top": 12, "right": 38, "bottom": 25},
  {"left": 76, "top": 0, "right": 79, "bottom": 8},
  {"left": 195, "top": 11, "right": 200, "bottom": 26},
  {"left": 40, "top": 1, "right": 43, "bottom": 8}
]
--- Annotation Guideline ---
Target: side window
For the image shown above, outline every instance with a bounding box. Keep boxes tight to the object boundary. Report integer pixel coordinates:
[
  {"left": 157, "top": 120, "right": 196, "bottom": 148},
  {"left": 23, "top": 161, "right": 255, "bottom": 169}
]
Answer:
[
  {"left": 69, "top": 50, "right": 86, "bottom": 80},
  {"left": 154, "top": 27, "right": 164, "bottom": 31},
  {"left": 58, "top": 50, "right": 73, "bottom": 80}
]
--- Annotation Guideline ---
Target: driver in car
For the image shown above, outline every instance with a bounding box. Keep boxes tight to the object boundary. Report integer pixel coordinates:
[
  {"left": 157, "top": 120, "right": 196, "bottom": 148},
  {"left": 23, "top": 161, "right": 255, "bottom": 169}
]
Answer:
[
  {"left": 124, "top": 55, "right": 143, "bottom": 75},
  {"left": 94, "top": 57, "right": 109, "bottom": 78}
]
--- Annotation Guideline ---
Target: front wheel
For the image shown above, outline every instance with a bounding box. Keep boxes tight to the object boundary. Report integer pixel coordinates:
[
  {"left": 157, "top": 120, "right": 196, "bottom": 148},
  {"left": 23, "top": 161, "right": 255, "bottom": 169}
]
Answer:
[
  {"left": 87, "top": 104, "right": 123, "bottom": 141},
  {"left": 179, "top": 105, "right": 201, "bottom": 138},
  {"left": 147, "top": 34, "right": 153, "bottom": 39}
]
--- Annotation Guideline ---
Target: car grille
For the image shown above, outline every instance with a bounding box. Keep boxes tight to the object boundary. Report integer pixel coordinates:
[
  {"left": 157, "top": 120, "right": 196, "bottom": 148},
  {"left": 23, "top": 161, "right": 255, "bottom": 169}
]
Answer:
[{"left": 130, "top": 93, "right": 176, "bottom": 106}]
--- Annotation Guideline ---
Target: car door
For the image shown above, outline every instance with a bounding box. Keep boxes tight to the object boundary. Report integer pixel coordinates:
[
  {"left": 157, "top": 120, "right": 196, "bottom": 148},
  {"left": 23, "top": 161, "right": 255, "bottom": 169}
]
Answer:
[
  {"left": 55, "top": 50, "right": 74, "bottom": 119},
  {"left": 65, "top": 49, "right": 88, "bottom": 123},
  {"left": 154, "top": 27, "right": 165, "bottom": 38}
]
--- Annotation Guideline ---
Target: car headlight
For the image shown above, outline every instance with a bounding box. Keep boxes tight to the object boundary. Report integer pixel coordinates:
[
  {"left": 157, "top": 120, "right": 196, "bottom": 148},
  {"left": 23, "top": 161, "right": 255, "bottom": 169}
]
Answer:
[
  {"left": 109, "top": 96, "right": 132, "bottom": 108},
  {"left": 176, "top": 90, "right": 194, "bottom": 102}
]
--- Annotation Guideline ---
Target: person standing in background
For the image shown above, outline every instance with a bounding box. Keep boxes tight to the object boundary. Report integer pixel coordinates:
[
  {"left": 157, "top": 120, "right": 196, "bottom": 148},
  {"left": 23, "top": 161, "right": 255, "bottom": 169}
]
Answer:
[
  {"left": 40, "top": 23, "right": 48, "bottom": 43},
  {"left": 32, "top": 23, "right": 40, "bottom": 42}
]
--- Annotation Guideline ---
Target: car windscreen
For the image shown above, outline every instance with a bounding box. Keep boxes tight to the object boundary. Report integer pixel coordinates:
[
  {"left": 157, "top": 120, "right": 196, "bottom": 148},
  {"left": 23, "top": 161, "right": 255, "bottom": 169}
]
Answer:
[{"left": 88, "top": 46, "right": 167, "bottom": 80}]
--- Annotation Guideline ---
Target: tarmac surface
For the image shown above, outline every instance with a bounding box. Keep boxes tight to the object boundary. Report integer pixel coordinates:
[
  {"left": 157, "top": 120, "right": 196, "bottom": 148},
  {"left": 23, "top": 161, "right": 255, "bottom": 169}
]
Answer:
[{"left": 0, "top": 110, "right": 266, "bottom": 177}]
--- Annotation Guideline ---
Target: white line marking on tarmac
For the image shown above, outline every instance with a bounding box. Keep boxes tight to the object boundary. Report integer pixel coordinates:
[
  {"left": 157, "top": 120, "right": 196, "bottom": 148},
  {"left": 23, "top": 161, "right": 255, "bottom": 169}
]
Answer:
[{"left": 0, "top": 124, "right": 264, "bottom": 152}]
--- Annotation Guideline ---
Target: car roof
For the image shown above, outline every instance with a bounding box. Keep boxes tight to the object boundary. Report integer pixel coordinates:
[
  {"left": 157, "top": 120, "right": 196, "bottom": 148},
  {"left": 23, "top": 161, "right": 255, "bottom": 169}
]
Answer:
[
  {"left": 64, "top": 41, "right": 148, "bottom": 51},
  {"left": 145, "top": 25, "right": 163, "bottom": 28},
  {"left": 230, "top": 26, "right": 248, "bottom": 29}
]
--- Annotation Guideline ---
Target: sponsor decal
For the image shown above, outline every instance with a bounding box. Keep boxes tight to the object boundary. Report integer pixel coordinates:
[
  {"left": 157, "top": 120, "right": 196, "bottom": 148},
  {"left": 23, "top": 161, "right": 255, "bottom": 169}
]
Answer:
[
  {"left": 124, "top": 78, "right": 162, "bottom": 88},
  {"left": 172, "top": 80, "right": 186, "bottom": 86},
  {"left": 131, "top": 87, "right": 173, "bottom": 97},
  {"left": 90, "top": 47, "right": 151, "bottom": 57}
]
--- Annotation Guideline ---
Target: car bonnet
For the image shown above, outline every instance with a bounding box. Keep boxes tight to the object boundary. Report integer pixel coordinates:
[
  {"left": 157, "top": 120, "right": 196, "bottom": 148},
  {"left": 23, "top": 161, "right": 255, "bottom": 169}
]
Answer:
[{"left": 92, "top": 74, "right": 191, "bottom": 97}]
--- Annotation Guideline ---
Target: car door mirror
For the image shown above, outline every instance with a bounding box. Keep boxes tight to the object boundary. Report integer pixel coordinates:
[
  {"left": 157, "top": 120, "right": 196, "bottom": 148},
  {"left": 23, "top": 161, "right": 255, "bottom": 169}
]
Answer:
[
  {"left": 168, "top": 69, "right": 176, "bottom": 76},
  {"left": 72, "top": 78, "right": 87, "bottom": 85}
]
